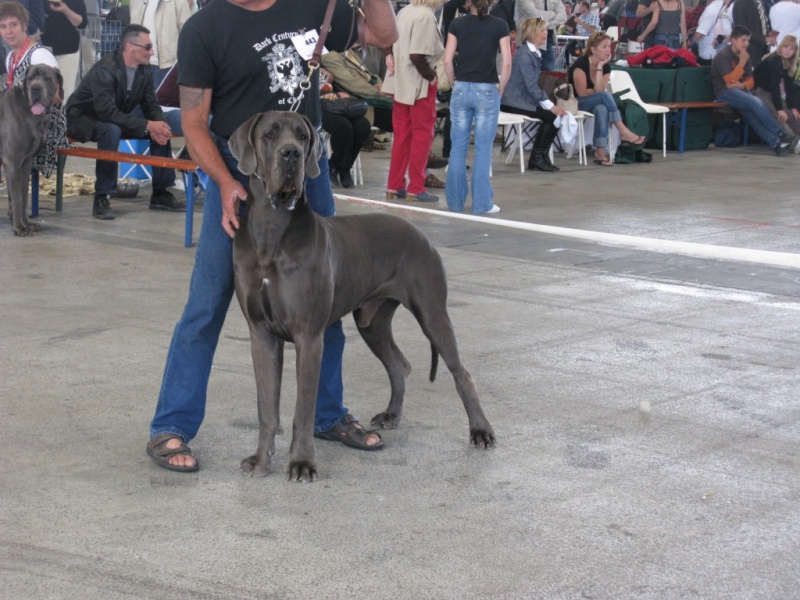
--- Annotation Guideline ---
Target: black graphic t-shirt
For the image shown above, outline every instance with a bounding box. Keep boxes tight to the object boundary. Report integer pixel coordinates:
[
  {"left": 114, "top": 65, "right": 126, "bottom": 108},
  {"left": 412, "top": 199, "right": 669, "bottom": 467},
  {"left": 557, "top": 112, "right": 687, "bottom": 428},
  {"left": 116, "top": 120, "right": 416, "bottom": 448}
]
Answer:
[{"left": 178, "top": 0, "right": 358, "bottom": 138}]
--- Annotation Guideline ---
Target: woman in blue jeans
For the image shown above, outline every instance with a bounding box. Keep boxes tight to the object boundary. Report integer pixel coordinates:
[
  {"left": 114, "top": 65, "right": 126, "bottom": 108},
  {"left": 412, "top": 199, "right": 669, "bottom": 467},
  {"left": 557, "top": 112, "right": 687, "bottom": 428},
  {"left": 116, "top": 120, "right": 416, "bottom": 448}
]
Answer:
[
  {"left": 443, "top": 0, "right": 511, "bottom": 215},
  {"left": 568, "top": 31, "right": 647, "bottom": 166}
]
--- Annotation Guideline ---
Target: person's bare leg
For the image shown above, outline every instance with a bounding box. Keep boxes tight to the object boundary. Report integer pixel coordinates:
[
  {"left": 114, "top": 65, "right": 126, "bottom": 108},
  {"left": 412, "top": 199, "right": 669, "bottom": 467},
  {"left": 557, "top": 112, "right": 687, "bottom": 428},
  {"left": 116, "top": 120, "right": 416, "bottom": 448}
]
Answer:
[
  {"left": 594, "top": 147, "right": 612, "bottom": 165},
  {"left": 614, "top": 120, "right": 645, "bottom": 144}
]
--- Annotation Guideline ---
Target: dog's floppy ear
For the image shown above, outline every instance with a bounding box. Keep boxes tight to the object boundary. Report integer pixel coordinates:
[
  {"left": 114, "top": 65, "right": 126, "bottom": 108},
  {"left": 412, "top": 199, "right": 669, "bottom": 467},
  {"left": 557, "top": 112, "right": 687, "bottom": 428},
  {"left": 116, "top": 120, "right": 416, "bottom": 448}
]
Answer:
[
  {"left": 229, "top": 113, "right": 265, "bottom": 176},
  {"left": 54, "top": 69, "right": 64, "bottom": 105},
  {"left": 301, "top": 114, "right": 321, "bottom": 180}
]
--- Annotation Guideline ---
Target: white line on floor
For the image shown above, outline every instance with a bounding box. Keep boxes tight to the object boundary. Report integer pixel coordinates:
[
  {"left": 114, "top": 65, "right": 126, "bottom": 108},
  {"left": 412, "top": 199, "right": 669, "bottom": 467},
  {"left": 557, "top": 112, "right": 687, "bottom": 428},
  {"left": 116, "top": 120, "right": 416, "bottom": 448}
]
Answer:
[{"left": 334, "top": 193, "right": 800, "bottom": 270}]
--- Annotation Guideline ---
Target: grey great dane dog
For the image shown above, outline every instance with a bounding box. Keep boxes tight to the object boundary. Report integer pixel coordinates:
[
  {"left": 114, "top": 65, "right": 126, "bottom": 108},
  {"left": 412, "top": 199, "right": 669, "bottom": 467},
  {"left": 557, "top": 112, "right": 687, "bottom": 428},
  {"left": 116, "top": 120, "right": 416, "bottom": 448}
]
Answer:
[
  {"left": 228, "top": 110, "right": 495, "bottom": 482},
  {"left": 0, "top": 65, "right": 62, "bottom": 236},
  {"left": 0, "top": 63, "right": 61, "bottom": 237}
]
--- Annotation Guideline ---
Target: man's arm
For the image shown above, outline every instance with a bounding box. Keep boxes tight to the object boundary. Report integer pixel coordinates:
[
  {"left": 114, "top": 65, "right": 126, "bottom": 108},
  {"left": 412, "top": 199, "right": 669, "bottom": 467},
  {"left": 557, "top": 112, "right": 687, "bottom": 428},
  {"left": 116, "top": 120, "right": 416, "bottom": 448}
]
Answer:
[
  {"left": 52, "top": 0, "right": 88, "bottom": 29},
  {"left": 176, "top": 0, "right": 192, "bottom": 29},
  {"left": 516, "top": 0, "right": 561, "bottom": 28},
  {"left": 576, "top": 11, "right": 600, "bottom": 34},
  {"left": 638, "top": 3, "right": 660, "bottom": 40},
  {"left": 180, "top": 86, "right": 247, "bottom": 238},
  {"left": 141, "top": 72, "right": 165, "bottom": 122},
  {"left": 549, "top": 0, "right": 568, "bottom": 28},
  {"left": 515, "top": 0, "right": 540, "bottom": 25},
  {"left": 723, "top": 50, "right": 754, "bottom": 89},
  {"left": 362, "top": 0, "right": 399, "bottom": 49},
  {"left": 90, "top": 69, "right": 149, "bottom": 136}
]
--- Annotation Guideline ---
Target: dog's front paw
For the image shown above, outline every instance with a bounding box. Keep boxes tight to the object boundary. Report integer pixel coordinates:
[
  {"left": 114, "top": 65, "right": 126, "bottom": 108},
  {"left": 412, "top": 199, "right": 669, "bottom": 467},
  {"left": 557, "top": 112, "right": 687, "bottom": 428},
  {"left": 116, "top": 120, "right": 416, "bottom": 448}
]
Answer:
[
  {"left": 370, "top": 411, "right": 401, "bottom": 430},
  {"left": 240, "top": 454, "right": 272, "bottom": 477},
  {"left": 13, "top": 225, "right": 33, "bottom": 237},
  {"left": 470, "top": 427, "right": 496, "bottom": 449},
  {"left": 287, "top": 460, "right": 317, "bottom": 482}
]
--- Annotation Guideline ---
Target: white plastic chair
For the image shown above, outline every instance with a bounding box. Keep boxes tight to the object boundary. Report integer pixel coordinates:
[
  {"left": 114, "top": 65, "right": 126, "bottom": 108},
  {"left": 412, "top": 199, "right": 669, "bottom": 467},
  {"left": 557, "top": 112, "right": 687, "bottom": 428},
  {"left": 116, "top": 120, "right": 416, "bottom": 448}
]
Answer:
[
  {"left": 496, "top": 112, "right": 528, "bottom": 173},
  {"left": 606, "top": 26, "right": 619, "bottom": 42},
  {"left": 608, "top": 70, "right": 669, "bottom": 158},
  {"left": 565, "top": 111, "right": 595, "bottom": 165}
]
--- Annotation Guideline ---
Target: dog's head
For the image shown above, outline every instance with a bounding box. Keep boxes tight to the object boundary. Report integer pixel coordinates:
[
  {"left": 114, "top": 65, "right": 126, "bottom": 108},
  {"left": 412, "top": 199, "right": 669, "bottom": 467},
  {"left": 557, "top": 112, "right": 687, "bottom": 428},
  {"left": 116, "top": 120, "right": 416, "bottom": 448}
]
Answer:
[
  {"left": 24, "top": 64, "right": 61, "bottom": 116},
  {"left": 229, "top": 111, "right": 321, "bottom": 210}
]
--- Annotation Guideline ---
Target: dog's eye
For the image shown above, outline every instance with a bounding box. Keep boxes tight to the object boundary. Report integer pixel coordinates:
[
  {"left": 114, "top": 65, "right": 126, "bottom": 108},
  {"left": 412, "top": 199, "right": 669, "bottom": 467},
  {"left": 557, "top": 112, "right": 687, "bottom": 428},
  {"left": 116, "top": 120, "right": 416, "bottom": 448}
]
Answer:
[{"left": 264, "top": 131, "right": 273, "bottom": 140}]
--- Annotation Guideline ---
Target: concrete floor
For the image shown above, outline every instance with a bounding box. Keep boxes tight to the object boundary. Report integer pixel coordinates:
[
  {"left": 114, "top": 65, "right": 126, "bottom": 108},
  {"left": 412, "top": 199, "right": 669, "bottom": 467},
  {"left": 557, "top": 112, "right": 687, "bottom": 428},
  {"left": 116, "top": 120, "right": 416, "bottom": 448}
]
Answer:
[{"left": 2, "top": 136, "right": 799, "bottom": 599}]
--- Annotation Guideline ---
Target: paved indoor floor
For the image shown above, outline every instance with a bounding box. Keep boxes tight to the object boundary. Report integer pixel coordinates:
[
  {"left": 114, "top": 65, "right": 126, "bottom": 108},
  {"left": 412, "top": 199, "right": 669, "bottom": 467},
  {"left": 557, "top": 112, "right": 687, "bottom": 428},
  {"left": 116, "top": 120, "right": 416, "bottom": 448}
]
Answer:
[{"left": 2, "top": 136, "right": 799, "bottom": 599}]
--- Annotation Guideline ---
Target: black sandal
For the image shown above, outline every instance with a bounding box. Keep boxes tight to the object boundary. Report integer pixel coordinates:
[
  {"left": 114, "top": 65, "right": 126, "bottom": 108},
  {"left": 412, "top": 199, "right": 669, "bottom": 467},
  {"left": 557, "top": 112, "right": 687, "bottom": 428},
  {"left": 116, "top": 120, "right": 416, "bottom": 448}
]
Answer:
[
  {"left": 147, "top": 433, "right": 200, "bottom": 472},
  {"left": 620, "top": 135, "right": 646, "bottom": 146},
  {"left": 314, "top": 414, "right": 385, "bottom": 451}
]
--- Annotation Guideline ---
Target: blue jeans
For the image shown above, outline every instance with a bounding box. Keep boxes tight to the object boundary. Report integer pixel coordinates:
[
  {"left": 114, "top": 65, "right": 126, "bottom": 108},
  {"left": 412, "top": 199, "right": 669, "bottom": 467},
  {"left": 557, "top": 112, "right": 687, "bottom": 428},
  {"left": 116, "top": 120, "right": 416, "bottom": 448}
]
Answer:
[
  {"left": 150, "top": 136, "right": 348, "bottom": 443},
  {"left": 654, "top": 32, "right": 681, "bottom": 50},
  {"left": 446, "top": 82, "right": 500, "bottom": 214},
  {"left": 92, "top": 106, "right": 183, "bottom": 197},
  {"left": 717, "top": 88, "right": 782, "bottom": 149},
  {"left": 577, "top": 90, "right": 622, "bottom": 149}
]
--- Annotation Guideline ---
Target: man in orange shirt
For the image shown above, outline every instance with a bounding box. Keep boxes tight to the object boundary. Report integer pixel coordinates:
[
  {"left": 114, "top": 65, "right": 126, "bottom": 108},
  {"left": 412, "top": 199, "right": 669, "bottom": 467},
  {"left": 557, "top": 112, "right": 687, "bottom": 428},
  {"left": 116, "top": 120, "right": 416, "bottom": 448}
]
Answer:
[{"left": 711, "top": 25, "right": 799, "bottom": 155}]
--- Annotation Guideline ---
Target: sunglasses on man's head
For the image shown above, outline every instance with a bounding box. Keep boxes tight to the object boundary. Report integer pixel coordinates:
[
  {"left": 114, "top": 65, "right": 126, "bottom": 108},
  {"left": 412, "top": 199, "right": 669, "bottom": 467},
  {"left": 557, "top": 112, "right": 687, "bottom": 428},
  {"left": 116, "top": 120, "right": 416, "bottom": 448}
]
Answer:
[{"left": 131, "top": 42, "right": 153, "bottom": 51}]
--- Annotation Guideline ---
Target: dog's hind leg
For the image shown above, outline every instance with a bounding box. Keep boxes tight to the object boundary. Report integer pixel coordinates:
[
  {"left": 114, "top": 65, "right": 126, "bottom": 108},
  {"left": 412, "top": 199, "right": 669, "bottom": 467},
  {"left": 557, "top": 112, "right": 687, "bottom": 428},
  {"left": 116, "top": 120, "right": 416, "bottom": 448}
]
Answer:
[
  {"left": 411, "top": 292, "right": 496, "bottom": 449},
  {"left": 241, "top": 326, "right": 283, "bottom": 477},
  {"left": 354, "top": 300, "right": 412, "bottom": 430}
]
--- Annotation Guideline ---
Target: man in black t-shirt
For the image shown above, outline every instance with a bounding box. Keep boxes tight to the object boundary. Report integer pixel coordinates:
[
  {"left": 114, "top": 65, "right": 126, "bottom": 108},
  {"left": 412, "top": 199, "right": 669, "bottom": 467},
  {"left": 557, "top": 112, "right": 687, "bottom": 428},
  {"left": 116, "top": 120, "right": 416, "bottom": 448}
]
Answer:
[{"left": 147, "top": 0, "right": 399, "bottom": 473}]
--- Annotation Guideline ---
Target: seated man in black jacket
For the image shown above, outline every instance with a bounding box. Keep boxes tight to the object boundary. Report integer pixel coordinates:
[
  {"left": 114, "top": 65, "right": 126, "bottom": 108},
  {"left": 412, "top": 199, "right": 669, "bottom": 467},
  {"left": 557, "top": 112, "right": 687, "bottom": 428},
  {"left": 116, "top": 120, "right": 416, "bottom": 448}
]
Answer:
[{"left": 66, "top": 24, "right": 184, "bottom": 220}]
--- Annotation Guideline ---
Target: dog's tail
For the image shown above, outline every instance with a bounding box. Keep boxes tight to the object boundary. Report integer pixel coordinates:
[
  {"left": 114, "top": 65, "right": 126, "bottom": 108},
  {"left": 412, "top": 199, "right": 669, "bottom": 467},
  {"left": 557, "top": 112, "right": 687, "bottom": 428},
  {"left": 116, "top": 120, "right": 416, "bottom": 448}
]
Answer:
[{"left": 429, "top": 344, "right": 438, "bottom": 382}]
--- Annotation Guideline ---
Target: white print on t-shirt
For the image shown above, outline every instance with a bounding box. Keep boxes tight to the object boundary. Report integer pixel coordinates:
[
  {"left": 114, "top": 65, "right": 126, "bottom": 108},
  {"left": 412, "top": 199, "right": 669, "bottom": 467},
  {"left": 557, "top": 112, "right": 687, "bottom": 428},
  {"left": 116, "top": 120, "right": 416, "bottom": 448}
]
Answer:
[{"left": 264, "top": 42, "right": 305, "bottom": 102}]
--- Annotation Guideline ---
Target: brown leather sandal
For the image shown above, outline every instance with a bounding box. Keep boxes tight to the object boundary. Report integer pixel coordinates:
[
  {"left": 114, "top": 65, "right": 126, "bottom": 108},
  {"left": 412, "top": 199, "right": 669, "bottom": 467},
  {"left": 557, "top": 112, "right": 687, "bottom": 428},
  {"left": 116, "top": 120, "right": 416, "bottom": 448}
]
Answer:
[
  {"left": 146, "top": 433, "right": 200, "bottom": 472},
  {"left": 314, "top": 414, "right": 385, "bottom": 451}
]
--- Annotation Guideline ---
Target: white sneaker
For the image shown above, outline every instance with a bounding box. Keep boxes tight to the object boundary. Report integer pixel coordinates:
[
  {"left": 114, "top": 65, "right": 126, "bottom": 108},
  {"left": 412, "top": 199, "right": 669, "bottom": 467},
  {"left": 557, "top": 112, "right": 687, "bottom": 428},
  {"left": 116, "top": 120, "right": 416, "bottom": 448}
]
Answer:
[{"left": 484, "top": 204, "right": 501, "bottom": 214}]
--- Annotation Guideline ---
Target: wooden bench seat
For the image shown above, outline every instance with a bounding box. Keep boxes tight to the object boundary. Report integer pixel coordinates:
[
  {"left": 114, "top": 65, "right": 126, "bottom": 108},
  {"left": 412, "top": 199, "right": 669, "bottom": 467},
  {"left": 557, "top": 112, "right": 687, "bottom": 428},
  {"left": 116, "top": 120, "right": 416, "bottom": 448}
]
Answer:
[
  {"left": 49, "top": 146, "right": 201, "bottom": 247},
  {"left": 652, "top": 101, "right": 749, "bottom": 154}
]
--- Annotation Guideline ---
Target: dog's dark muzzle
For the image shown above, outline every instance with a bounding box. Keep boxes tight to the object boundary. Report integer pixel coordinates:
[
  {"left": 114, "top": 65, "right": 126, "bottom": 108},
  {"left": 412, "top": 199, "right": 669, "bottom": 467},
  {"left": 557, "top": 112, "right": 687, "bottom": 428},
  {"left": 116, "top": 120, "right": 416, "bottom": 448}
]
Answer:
[
  {"left": 279, "top": 144, "right": 302, "bottom": 178},
  {"left": 270, "top": 143, "right": 304, "bottom": 210},
  {"left": 29, "top": 83, "right": 45, "bottom": 102}
]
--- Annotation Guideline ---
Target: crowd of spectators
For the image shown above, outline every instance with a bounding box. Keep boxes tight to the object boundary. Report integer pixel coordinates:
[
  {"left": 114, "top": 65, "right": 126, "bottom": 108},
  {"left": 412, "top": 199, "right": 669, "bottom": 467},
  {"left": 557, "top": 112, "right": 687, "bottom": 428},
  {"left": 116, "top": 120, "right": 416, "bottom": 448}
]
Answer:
[{"left": 3, "top": 0, "right": 799, "bottom": 223}]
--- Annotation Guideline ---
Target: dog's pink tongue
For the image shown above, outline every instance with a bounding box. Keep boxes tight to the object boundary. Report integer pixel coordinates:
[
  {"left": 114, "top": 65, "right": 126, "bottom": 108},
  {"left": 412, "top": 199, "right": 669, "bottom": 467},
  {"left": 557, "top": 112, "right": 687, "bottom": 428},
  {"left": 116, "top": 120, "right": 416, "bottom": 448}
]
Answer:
[{"left": 31, "top": 103, "right": 45, "bottom": 116}]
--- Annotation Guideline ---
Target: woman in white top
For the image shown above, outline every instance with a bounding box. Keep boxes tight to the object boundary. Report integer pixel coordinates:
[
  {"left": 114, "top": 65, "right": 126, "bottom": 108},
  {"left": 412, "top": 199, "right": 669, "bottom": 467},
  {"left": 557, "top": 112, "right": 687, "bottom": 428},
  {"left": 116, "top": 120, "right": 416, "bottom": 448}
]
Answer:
[
  {"left": 692, "top": 0, "right": 735, "bottom": 63},
  {"left": 0, "top": 1, "right": 68, "bottom": 177}
]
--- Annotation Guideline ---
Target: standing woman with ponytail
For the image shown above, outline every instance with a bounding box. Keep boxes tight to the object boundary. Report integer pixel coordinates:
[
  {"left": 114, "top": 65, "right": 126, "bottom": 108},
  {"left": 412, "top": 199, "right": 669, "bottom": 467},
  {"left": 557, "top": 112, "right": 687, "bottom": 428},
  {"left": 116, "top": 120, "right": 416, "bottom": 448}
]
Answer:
[{"left": 443, "top": 0, "right": 511, "bottom": 214}]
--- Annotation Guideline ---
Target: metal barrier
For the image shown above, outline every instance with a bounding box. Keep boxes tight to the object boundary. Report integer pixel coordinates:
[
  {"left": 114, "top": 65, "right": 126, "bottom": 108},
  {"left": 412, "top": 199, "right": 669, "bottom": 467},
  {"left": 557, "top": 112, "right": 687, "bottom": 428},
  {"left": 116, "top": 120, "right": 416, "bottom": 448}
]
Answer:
[{"left": 79, "top": 16, "right": 123, "bottom": 79}]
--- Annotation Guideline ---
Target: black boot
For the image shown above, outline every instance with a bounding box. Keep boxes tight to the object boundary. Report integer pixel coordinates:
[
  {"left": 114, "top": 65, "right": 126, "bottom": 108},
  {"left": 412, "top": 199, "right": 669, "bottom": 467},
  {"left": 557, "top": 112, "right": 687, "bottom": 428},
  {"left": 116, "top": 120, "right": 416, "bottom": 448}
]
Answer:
[
  {"left": 531, "top": 123, "right": 559, "bottom": 172},
  {"left": 529, "top": 149, "right": 557, "bottom": 172},
  {"left": 339, "top": 169, "right": 354, "bottom": 188},
  {"left": 92, "top": 195, "right": 116, "bottom": 220}
]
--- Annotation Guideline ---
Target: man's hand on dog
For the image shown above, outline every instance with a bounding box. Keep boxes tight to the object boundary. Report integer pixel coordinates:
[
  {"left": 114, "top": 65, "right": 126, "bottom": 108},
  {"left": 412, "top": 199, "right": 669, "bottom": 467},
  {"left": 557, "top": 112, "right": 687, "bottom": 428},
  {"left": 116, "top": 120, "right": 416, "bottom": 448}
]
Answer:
[{"left": 222, "top": 179, "right": 247, "bottom": 238}]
